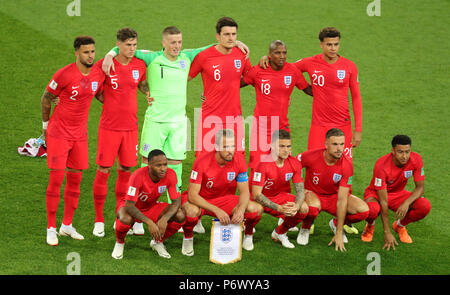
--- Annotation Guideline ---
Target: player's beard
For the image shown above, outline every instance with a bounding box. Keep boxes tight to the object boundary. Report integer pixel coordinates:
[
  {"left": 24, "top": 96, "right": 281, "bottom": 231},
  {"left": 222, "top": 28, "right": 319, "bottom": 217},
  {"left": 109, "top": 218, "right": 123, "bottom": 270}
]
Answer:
[{"left": 81, "top": 61, "right": 94, "bottom": 68}]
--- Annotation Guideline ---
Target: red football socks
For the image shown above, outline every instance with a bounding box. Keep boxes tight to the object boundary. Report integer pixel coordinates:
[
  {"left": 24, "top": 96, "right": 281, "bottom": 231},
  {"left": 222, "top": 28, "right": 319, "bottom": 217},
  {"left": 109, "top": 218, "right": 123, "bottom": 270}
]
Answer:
[
  {"left": 93, "top": 170, "right": 110, "bottom": 223},
  {"left": 46, "top": 170, "right": 65, "bottom": 229},
  {"left": 62, "top": 171, "right": 83, "bottom": 226}
]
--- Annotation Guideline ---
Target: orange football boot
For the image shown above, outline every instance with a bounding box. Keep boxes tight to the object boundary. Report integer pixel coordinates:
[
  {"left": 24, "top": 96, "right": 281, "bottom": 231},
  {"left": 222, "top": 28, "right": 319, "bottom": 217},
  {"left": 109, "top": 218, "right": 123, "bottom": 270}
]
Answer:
[
  {"left": 392, "top": 221, "right": 413, "bottom": 243},
  {"left": 361, "top": 223, "right": 375, "bottom": 242}
]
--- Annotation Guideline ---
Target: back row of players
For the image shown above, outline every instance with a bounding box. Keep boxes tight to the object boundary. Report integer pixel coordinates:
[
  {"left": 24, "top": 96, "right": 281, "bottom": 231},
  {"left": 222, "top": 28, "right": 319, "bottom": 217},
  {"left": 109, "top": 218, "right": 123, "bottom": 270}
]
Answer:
[{"left": 41, "top": 17, "right": 430, "bottom": 259}]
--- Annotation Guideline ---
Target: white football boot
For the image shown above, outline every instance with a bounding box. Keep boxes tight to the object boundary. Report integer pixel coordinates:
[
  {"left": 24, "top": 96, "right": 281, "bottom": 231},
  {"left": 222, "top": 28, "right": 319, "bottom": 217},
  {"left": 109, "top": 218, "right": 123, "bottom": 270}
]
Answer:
[
  {"left": 150, "top": 240, "right": 171, "bottom": 259},
  {"left": 181, "top": 238, "right": 194, "bottom": 256},
  {"left": 92, "top": 222, "right": 105, "bottom": 237},
  {"left": 271, "top": 230, "right": 295, "bottom": 248},
  {"left": 132, "top": 222, "right": 145, "bottom": 235},
  {"left": 297, "top": 228, "right": 311, "bottom": 245},
  {"left": 111, "top": 242, "right": 125, "bottom": 259},
  {"left": 59, "top": 224, "right": 84, "bottom": 240},
  {"left": 242, "top": 235, "right": 254, "bottom": 251},
  {"left": 46, "top": 227, "right": 59, "bottom": 246}
]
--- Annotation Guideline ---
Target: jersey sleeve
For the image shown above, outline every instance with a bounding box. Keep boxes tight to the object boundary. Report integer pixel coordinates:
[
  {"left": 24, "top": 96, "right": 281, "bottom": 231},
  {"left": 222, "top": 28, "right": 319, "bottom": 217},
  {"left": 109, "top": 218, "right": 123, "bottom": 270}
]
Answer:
[
  {"left": 183, "top": 44, "right": 215, "bottom": 62},
  {"left": 235, "top": 153, "right": 249, "bottom": 182},
  {"left": 294, "top": 58, "right": 308, "bottom": 73},
  {"left": 126, "top": 171, "right": 142, "bottom": 203},
  {"left": 291, "top": 158, "right": 304, "bottom": 184},
  {"left": 242, "top": 57, "right": 252, "bottom": 76},
  {"left": 339, "top": 159, "right": 354, "bottom": 188},
  {"left": 188, "top": 52, "right": 204, "bottom": 79},
  {"left": 167, "top": 169, "right": 181, "bottom": 200},
  {"left": 251, "top": 162, "right": 266, "bottom": 186},
  {"left": 371, "top": 159, "right": 387, "bottom": 190},
  {"left": 413, "top": 153, "right": 425, "bottom": 182},
  {"left": 294, "top": 66, "right": 309, "bottom": 90},
  {"left": 46, "top": 67, "right": 67, "bottom": 97},
  {"left": 242, "top": 65, "right": 257, "bottom": 86},
  {"left": 110, "top": 47, "right": 157, "bottom": 67},
  {"left": 189, "top": 158, "right": 204, "bottom": 185},
  {"left": 349, "top": 62, "right": 362, "bottom": 132}
]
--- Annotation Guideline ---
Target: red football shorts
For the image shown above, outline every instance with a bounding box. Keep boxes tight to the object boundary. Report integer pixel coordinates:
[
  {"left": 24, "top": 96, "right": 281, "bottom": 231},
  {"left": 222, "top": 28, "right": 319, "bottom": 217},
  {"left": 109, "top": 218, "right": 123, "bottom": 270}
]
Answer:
[
  {"left": 96, "top": 128, "right": 138, "bottom": 167},
  {"left": 308, "top": 124, "right": 353, "bottom": 159},
  {"left": 195, "top": 113, "right": 245, "bottom": 158},
  {"left": 308, "top": 191, "right": 350, "bottom": 217},
  {"left": 262, "top": 192, "right": 295, "bottom": 218},
  {"left": 117, "top": 202, "right": 169, "bottom": 223},
  {"left": 364, "top": 189, "right": 413, "bottom": 212},
  {"left": 46, "top": 134, "right": 88, "bottom": 170},
  {"left": 249, "top": 119, "right": 290, "bottom": 169}
]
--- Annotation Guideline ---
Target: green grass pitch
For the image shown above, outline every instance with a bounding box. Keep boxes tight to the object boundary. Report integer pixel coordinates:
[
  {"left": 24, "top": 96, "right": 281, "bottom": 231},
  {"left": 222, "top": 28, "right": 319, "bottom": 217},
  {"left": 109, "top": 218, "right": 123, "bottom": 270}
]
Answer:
[{"left": 0, "top": 0, "right": 449, "bottom": 275}]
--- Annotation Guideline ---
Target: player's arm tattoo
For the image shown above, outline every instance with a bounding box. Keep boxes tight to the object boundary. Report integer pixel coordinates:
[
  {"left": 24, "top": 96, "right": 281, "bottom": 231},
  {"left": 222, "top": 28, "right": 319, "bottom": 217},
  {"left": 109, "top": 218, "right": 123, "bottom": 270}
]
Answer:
[
  {"left": 138, "top": 80, "right": 150, "bottom": 95},
  {"left": 254, "top": 193, "right": 280, "bottom": 212},
  {"left": 302, "top": 85, "right": 313, "bottom": 97},
  {"left": 294, "top": 182, "right": 306, "bottom": 207},
  {"left": 160, "top": 197, "right": 181, "bottom": 222},
  {"left": 124, "top": 201, "right": 151, "bottom": 223},
  {"left": 41, "top": 90, "right": 58, "bottom": 122}
]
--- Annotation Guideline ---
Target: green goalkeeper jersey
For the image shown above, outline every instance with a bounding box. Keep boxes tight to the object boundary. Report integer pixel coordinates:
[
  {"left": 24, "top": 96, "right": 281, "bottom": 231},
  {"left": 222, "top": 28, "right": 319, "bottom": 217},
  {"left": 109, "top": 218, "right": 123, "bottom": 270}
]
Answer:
[{"left": 111, "top": 45, "right": 212, "bottom": 122}]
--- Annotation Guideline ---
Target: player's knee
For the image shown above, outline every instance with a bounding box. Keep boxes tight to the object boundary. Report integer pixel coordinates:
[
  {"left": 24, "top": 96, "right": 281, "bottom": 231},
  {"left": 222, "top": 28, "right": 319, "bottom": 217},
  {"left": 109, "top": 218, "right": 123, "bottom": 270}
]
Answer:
[
  {"left": 367, "top": 201, "right": 381, "bottom": 219},
  {"left": 98, "top": 165, "right": 112, "bottom": 174},
  {"left": 300, "top": 202, "right": 309, "bottom": 214},
  {"left": 248, "top": 201, "right": 263, "bottom": 215},
  {"left": 183, "top": 203, "right": 201, "bottom": 218},
  {"left": 173, "top": 209, "right": 186, "bottom": 223},
  {"left": 117, "top": 208, "right": 133, "bottom": 225}
]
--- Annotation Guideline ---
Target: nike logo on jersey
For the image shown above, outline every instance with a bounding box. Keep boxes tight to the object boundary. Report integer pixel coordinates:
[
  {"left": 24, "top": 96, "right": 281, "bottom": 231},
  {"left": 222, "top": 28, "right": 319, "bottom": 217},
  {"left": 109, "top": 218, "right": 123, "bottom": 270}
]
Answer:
[
  {"left": 212, "top": 65, "right": 220, "bottom": 69},
  {"left": 72, "top": 86, "right": 80, "bottom": 89},
  {"left": 314, "top": 70, "right": 322, "bottom": 73},
  {"left": 261, "top": 79, "right": 270, "bottom": 82}
]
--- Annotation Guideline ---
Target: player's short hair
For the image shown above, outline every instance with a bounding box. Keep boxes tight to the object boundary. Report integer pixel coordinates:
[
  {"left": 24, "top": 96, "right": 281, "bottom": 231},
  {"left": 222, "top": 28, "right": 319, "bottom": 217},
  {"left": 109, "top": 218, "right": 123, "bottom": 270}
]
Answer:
[
  {"left": 116, "top": 27, "right": 138, "bottom": 42},
  {"left": 216, "top": 17, "right": 238, "bottom": 34},
  {"left": 325, "top": 128, "right": 345, "bottom": 139},
  {"left": 272, "top": 129, "right": 291, "bottom": 143},
  {"left": 319, "top": 27, "right": 341, "bottom": 41},
  {"left": 391, "top": 135, "right": 411, "bottom": 147},
  {"left": 162, "top": 26, "right": 182, "bottom": 37},
  {"left": 269, "top": 40, "right": 286, "bottom": 52},
  {"left": 148, "top": 149, "right": 166, "bottom": 162},
  {"left": 215, "top": 129, "right": 235, "bottom": 147},
  {"left": 73, "top": 36, "right": 95, "bottom": 50}
]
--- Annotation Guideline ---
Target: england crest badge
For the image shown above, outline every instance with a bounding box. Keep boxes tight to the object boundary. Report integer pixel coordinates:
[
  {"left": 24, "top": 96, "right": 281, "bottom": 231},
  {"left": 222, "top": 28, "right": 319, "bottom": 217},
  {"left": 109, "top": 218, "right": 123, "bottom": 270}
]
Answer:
[
  {"left": 234, "top": 59, "right": 241, "bottom": 70},
  {"left": 221, "top": 227, "right": 232, "bottom": 244},
  {"left": 333, "top": 173, "right": 342, "bottom": 183},
  {"left": 91, "top": 81, "right": 98, "bottom": 92},
  {"left": 337, "top": 70, "right": 346, "bottom": 80},
  {"left": 179, "top": 60, "right": 186, "bottom": 70},
  {"left": 158, "top": 185, "right": 167, "bottom": 194},
  {"left": 285, "top": 172, "right": 293, "bottom": 181},
  {"left": 404, "top": 170, "right": 413, "bottom": 178},
  {"left": 132, "top": 70, "right": 139, "bottom": 81},
  {"left": 284, "top": 75, "right": 292, "bottom": 86},
  {"left": 227, "top": 172, "right": 236, "bottom": 181}
]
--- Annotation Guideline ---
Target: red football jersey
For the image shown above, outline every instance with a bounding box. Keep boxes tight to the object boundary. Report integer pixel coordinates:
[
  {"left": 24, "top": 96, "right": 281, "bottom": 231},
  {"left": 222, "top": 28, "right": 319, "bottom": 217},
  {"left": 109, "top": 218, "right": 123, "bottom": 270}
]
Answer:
[
  {"left": 126, "top": 167, "right": 179, "bottom": 211},
  {"left": 99, "top": 57, "right": 147, "bottom": 131},
  {"left": 295, "top": 54, "right": 362, "bottom": 132},
  {"left": 189, "top": 151, "right": 248, "bottom": 200},
  {"left": 243, "top": 63, "right": 309, "bottom": 131},
  {"left": 251, "top": 156, "right": 303, "bottom": 198},
  {"left": 189, "top": 46, "right": 251, "bottom": 123},
  {"left": 365, "top": 152, "right": 425, "bottom": 194},
  {"left": 297, "top": 148, "right": 353, "bottom": 196},
  {"left": 46, "top": 62, "right": 105, "bottom": 140}
]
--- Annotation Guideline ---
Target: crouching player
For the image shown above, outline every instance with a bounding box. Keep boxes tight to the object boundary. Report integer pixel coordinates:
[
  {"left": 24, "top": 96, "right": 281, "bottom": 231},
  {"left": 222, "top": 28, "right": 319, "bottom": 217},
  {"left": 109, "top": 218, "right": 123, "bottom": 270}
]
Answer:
[
  {"left": 112, "top": 150, "right": 185, "bottom": 259},
  {"left": 361, "top": 135, "right": 431, "bottom": 249},
  {"left": 296, "top": 128, "right": 369, "bottom": 252},
  {"left": 251, "top": 130, "right": 308, "bottom": 248},
  {"left": 181, "top": 129, "right": 263, "bottom": 256}
]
